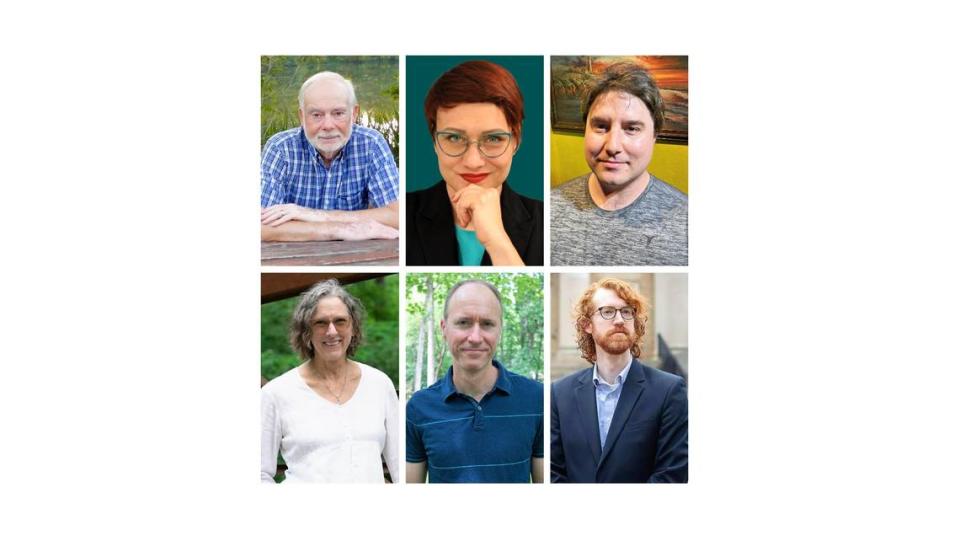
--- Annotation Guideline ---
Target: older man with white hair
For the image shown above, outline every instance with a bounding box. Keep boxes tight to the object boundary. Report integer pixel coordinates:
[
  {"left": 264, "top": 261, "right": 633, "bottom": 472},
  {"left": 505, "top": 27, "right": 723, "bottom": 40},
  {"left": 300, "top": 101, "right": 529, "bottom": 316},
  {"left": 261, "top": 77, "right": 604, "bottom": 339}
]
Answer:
[{"left": 261, "top": 71, "right": 399, "bottom": 241}]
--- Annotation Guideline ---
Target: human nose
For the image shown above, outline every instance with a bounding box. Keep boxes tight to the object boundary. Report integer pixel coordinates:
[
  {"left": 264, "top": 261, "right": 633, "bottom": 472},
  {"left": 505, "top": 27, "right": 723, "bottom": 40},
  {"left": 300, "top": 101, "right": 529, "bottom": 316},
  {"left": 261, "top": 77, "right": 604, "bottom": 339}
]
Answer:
[
  {"left": 325, "top": 322, "right": 339, "bottom": 335},
  {"left": 604, "top": 129, "right": 623, "bottom": 156},
  {"left": 612, "top": 309, "right": 626, "bottom": 323},
  {"left": 461, "top": 141, "right": 486, "bottom": 168},
  {"left": 467, "top": 323, "right": 483, "bottom": 342},
  {"left": 319, "top": 114, "right": 335, "bottom": 129}
]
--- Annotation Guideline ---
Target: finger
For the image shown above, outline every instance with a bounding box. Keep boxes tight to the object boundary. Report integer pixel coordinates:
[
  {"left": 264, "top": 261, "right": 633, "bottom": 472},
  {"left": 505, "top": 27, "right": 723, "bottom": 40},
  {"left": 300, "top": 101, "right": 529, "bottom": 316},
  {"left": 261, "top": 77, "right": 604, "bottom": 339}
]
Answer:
[
  {"left": 261, "top": 209, "right": 282, "bottom": 224},
  {"left": 452, "top": 199, "right": 470, "bottom": 225},
  {"left": 374, "top": 223, "right": 400, "bottom": 239}
]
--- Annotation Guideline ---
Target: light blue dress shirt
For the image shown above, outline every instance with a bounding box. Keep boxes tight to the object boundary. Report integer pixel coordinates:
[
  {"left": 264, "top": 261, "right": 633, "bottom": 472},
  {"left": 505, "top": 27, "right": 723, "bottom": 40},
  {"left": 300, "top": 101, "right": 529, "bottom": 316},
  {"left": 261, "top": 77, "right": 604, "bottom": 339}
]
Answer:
[{"left": 593, "top": 361, "right": 632, "bottom": 450}]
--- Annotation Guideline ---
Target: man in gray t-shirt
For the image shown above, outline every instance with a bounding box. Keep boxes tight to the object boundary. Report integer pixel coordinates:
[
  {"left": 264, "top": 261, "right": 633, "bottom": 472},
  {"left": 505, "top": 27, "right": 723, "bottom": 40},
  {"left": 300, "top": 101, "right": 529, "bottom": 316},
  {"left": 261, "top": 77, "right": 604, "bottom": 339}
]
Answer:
[{"left": 551, "top": 62, "right": 687, "bottom": 266}]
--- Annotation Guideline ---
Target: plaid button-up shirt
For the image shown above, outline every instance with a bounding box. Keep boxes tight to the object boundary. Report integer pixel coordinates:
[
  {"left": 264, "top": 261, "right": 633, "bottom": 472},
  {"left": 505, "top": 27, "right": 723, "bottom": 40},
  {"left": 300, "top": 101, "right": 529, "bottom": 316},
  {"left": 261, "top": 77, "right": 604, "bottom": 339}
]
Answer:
[{"left": 260, "top": 125, "right": 399, "bottom": 210}]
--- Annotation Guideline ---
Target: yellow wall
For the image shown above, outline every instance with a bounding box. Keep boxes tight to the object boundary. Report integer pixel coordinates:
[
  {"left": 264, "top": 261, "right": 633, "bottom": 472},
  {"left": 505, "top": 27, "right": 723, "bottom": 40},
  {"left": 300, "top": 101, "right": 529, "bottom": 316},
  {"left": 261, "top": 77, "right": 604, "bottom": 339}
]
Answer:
[{"left": 550, "top": 132, "right": 688, "bottom": 194}]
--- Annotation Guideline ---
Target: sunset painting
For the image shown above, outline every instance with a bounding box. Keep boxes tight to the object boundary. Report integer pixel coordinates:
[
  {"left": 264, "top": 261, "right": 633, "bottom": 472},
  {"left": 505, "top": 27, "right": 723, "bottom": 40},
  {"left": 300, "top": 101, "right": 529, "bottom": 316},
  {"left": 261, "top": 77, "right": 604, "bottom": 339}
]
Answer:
[{"left": 551, "top": 56, "right": 688, "bottom": 143}]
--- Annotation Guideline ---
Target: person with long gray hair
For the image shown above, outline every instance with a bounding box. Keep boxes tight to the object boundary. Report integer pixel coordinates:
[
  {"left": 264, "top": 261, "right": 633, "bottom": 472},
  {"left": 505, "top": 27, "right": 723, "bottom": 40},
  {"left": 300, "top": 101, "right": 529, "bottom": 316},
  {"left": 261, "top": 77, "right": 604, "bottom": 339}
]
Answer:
[{"left": 261, "top": 279, "right": 398, "bottom": 483}]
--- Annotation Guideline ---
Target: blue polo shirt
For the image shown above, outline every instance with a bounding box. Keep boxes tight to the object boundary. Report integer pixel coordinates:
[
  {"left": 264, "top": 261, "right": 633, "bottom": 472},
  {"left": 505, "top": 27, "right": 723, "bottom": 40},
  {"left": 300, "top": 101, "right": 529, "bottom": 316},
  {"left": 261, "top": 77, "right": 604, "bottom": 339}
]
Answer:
[{"left": 406, "top": 360, "right": 543, "bottom": 483}]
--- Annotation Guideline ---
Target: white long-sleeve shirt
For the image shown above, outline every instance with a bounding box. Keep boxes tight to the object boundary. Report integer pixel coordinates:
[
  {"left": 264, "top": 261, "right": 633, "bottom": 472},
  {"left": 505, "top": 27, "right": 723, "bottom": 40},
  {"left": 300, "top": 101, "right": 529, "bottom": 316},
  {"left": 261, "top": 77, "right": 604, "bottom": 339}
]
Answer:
[{"left": 261, "top": 363, "right": 399, "bottom": 483}]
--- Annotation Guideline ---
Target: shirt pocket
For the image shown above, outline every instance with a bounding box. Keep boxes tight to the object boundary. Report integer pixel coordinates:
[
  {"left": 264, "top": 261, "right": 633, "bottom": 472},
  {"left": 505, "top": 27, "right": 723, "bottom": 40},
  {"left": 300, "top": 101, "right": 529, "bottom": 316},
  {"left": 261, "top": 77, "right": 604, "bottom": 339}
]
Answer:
[{"left": 336, "top": 184, "right": 366, "bottom": 210}]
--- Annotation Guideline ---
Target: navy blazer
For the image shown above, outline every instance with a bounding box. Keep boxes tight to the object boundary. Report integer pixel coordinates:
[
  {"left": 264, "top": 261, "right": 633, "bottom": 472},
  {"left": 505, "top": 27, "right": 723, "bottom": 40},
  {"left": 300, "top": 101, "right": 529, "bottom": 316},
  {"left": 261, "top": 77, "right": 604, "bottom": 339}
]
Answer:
[
  {"left": 551, "top": 359, "right": 688, "bottom": 483},
  {"left": 406, "top": 181, "right": 543, "bottom": 266}
]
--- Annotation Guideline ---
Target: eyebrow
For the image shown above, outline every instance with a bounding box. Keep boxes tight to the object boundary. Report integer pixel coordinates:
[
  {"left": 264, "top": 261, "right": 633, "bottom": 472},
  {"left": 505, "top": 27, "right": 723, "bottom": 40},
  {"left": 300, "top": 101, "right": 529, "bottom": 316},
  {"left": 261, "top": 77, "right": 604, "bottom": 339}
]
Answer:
[
  {"left": 307, "top": 107, "right": 346, "bottom": 113},
  {"left": 436, "top": 127, "right": 510, "bottom": 135}
]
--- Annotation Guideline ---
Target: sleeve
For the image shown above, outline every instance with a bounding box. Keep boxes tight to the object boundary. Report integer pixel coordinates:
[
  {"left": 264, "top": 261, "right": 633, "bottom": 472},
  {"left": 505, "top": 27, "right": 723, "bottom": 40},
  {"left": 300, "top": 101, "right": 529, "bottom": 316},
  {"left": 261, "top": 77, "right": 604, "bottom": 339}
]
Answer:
[
  {"left": 364, "top": 134, "right": 399, "bottom": 208},
  {"left": 550, "top": 382, "right": 568, "bottom": 483},
  {"left": 260, "top": 388, "right": 281, "bottom": 483},
  {"left": 260, "top": 138, "right": 289, "bottom": 208},
  {"left": 405, "top": 397, "right": 427, "bottom": 463},
  {"left": 382, "top": 377, "right": 400, "bottom": 483},
  {"left": 648, "top": 378, "right": 688, "bottom": 483}
]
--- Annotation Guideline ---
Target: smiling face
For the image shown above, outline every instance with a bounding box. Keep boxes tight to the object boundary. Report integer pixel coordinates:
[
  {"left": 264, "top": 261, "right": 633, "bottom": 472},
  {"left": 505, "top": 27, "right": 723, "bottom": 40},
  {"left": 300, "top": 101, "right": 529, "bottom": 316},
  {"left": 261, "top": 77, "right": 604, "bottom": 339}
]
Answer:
[
  {"left": 584, "top": 91, "right": 657, "bottom": 195},
  {"left": 584, "top": 287, "right": 637, "bottom": 356},
  {"left": 309, "top": 297, "right": 353, "bottom": 362},
  {"left": 434, "top": 103, "right": 518, "bottom": 191},
  {"left": 299, "top": 79, "right": 359, "bottom": 161},
  {"left": 441, "top": 282, "right": 503, "bottom": 373}
]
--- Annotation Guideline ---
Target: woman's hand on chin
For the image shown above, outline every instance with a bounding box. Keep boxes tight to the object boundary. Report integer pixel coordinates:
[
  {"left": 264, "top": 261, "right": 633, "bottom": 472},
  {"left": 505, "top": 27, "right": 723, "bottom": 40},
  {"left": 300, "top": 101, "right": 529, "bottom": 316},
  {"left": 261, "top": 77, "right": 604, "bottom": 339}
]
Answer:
[{"left": 451, "top": 185, "right": 524, "bottom": 266}]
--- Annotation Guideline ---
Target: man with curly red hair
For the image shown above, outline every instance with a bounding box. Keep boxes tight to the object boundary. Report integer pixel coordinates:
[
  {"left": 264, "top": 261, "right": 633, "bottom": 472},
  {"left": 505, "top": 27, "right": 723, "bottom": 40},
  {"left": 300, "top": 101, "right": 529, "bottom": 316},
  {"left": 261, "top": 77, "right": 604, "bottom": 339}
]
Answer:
[{"left": 551, "top": 278, "right": 687, "bottom": 483}]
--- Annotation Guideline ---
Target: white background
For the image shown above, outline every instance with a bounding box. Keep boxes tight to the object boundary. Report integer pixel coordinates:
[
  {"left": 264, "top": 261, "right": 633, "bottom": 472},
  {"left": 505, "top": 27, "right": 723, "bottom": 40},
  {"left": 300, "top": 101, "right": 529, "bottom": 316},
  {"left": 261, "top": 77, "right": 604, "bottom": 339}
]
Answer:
[{"left": 2, "top": 1, "right": 959, "bottom": 538}]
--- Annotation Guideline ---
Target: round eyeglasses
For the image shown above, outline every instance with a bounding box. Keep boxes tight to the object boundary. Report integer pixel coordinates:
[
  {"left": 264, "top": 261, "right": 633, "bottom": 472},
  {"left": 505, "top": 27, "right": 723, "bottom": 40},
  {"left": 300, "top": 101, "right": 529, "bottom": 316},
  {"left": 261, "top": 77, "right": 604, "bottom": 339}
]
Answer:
[
  {"left": 593, "top": 306, "right": 636, "bottom": 320},
  {"left": 435, "top": 131, "right": 513, "bottom": 158}
]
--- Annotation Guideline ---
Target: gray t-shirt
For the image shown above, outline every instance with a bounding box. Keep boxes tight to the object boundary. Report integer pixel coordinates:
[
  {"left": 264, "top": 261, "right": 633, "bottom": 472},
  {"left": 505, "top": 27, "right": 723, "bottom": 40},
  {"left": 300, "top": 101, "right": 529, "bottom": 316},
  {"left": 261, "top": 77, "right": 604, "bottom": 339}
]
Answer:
[{"left": 551, "top": 174, "right": 688, "bottom": 266}]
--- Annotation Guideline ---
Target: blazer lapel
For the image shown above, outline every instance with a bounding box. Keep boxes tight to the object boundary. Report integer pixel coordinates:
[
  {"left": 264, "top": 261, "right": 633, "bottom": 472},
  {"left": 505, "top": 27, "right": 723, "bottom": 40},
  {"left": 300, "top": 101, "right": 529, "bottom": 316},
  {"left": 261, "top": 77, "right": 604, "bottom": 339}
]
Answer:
[
  {"left": 574, "top": 369, "right": 602, "bottom": 466},
  {"left": 415, "top": 182, "right": 459, "bottom": 265},
  {"left": 597, "top": 359, "right": 647, "bottom": 469},
  {"left": 499, "top": 184, "right": 534, "bottom": 261}
]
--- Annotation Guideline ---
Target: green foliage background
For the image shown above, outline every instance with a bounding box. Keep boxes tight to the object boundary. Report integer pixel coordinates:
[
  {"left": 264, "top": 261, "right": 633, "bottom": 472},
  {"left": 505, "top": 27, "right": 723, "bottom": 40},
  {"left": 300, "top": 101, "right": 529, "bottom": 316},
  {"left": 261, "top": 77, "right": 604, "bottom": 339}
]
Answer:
[
  {"left": 405, "top": 273, "right": 543, "bottom": 399},
  {"left": 261, "top": 275, "right": 400, "bottom": 389},
  {"left": 261, "top": 56, "right": 400, "bottom": 163}
]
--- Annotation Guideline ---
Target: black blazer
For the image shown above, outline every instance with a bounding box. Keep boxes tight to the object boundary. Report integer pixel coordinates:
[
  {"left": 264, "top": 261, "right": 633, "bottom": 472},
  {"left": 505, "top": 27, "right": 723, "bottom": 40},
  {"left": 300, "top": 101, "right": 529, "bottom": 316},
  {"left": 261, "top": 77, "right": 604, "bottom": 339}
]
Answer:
[
  {"left": 406, "top": 181, "right": 543, "bottom": 265},
  {"left": 551, "top": 359, "right": 688, "bottom": 483}
]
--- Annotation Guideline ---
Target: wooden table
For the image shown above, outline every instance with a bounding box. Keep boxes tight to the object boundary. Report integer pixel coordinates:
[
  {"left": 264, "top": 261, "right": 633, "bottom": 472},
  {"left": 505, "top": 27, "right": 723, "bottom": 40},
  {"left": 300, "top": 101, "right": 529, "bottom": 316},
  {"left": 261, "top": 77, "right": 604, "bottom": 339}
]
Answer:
[{"left": 261, "top": 239, "right": 399, "bottom": 266}]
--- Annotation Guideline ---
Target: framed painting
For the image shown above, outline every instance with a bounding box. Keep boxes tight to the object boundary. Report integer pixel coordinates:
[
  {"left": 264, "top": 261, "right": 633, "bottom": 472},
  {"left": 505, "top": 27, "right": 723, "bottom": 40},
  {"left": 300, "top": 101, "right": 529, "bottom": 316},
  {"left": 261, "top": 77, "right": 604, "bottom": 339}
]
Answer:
[{"left": 551, "top": 55, "right": 688, "bottom": 144}]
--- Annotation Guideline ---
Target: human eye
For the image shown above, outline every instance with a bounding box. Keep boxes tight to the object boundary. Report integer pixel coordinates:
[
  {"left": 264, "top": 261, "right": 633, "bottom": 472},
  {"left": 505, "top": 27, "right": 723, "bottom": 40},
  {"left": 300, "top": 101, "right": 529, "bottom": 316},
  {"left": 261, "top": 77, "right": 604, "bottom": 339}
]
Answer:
[
  {"left": 599, "top": 307, "right": 615, "bottom": 318},
  {"left": 483, "top": 133, "right": 509, "bottom": 144},
  {"left": 334, "top": 318, "right": 349, "bottom": 327},
  {"left": 454, "top": 318, "right": 470, "bottom": 328},
  {"left": 590, "top": 120, "right": 609, "bottom": 133},
  {"left": 481, "top": 319, "right": 497, "bottom": 329},
  {"left": 624, "top": 124, "right": 643, "bottom": 134},
  {"left": 621, "top": 307, "right": 635, "bottom": 318},
  {"left": 333, "top": 110, "right": 346, "bottom": 118},
  {"left": 439, "top": 132, "right": 464, "bottom": 143}
]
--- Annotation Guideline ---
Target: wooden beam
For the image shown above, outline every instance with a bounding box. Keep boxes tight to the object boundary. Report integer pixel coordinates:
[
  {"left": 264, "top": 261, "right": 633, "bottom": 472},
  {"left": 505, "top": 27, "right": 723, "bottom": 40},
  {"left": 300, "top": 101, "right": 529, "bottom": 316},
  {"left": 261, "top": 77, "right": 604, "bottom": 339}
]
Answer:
[{"left": 261, "top": 272, "right": 390, "bottom": 304}]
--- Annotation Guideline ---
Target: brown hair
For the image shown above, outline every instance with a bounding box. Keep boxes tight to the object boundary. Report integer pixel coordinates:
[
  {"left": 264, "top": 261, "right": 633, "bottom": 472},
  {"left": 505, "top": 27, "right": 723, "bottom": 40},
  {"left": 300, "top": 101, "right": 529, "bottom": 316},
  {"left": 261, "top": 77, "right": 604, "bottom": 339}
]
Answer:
[
  {"left": 289, "top": 279, "right": 365, "bottom": 361},
  {"left": 583, "top": 62, "right": 665, "bottom": 135},
  {"left": 424, "top": 60, "right": 525, "bottom": 143},
  {"left": 573, "top": 278, "right": 649, "bottom": 363}
]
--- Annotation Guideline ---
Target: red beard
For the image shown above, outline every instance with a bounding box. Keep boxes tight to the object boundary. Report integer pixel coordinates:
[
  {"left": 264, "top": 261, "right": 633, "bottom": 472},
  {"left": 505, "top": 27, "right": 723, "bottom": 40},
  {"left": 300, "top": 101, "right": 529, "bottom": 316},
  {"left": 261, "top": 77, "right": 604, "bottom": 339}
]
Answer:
[{"left": 595, "top": 327, "right": 634, "bottom": 355}]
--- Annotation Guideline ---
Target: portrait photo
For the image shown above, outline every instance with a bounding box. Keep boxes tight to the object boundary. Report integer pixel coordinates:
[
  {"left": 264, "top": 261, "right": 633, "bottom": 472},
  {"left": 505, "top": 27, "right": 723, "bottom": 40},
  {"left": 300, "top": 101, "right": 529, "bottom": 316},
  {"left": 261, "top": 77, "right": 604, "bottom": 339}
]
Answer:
[
  {"left": 550, "top": 272, "right": 688, "bottom": 483},
  {"left": 260, "top": 272, "right": 400, "bottom": 483},
  {"left": 260, "top": 56, "right": 401, "bottom": 265},
  {"left": 405, "top": 272, "right": 544, "bottom": 482},
  {"left": 550, "top": 55, "right": 689, "bottom": 266},
  {"left": 405, "top": 56, "right": 544, "bottom": 266}
]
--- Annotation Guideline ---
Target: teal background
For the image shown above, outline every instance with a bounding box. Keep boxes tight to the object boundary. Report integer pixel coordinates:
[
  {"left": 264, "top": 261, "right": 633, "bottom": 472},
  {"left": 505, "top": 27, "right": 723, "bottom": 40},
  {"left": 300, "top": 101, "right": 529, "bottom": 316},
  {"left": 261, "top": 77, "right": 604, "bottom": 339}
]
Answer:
[{"left": 405, "top": 56, "right": 544, "bottom": 200}]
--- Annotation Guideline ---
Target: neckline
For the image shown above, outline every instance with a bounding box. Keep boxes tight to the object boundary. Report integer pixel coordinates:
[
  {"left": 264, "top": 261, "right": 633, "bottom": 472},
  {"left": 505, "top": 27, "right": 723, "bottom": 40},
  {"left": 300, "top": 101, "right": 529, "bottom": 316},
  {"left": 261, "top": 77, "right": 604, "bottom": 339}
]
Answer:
[{"left": 296, "top": 362, "right": 364, "bottom": 407}]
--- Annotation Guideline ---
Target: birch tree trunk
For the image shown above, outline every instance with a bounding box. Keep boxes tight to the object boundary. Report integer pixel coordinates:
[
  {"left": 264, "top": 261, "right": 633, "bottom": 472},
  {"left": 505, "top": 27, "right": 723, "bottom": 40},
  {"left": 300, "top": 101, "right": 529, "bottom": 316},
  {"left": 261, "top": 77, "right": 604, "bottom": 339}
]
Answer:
[
  {"left": 425, "top": 275, "right": 436, "bottom": 386},
  {"left": 414, "top": 318, "right": 425, "bottom": 391}
]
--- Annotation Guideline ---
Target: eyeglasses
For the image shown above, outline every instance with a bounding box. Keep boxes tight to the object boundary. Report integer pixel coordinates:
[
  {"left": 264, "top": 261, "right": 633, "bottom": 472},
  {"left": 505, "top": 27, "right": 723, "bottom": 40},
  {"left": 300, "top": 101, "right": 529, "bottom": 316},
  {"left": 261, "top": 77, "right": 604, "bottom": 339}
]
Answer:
[
  {"left": 593, "top": 306, "right": 636, "bottom": 320},
  {"left": 313, "top": 318, "right": 351, "bottom": 330},
  {"left": 435, "top": 131, "right": 513, "bottom": 158}
]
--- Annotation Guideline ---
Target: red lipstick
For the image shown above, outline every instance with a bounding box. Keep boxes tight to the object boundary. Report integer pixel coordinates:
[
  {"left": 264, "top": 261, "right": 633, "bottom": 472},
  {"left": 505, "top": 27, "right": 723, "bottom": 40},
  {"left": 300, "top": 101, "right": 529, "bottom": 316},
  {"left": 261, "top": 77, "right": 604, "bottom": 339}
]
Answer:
[{"left": 460, "top": 173, "right": 489, "bottom": 184}]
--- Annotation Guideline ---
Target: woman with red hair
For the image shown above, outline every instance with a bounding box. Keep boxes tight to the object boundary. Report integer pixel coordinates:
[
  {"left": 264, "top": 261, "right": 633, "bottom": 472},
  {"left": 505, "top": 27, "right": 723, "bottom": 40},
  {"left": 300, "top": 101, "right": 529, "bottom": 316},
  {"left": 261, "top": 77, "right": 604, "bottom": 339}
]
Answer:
[{"left": 407, "top": 60, "right": 543, "bottom": 266}]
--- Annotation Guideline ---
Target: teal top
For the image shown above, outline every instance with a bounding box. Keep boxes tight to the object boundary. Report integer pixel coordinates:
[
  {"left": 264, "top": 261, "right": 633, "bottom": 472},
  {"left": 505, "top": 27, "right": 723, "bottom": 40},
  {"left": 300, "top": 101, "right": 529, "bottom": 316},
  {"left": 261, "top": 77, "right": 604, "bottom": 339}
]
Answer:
[{"left": 455, "top": 225, "right": 486, "bottom": 266}]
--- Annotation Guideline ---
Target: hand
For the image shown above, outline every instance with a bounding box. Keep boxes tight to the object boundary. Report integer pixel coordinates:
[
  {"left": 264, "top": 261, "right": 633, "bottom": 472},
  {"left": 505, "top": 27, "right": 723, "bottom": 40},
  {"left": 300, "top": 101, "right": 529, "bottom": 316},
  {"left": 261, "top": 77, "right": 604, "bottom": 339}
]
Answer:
[
  {"left": 338, "top": 220, "right": 400, "bottom": 241},
  {"left": 261, "top": 204, "right": 326, "bottom": 226},
  {"left": 450, "top": 185, "right": 509, "bottom": 247}
]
